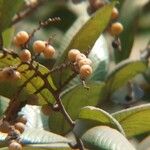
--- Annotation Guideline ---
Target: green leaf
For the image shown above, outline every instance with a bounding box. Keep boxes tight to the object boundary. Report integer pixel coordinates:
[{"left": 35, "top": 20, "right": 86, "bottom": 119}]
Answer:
[
  {"left": 0, "top": 53, "right": 56, "bottom": 105},
  {"left": 73, "top": 106, "right": 125, "bottom": 137},
  {"left": 81, "top": 126, "right": 136, "bottom": 150},
  {"left": 53, "top": 3, "right": 115, "bottom": 88},
  {"left": 114, "top": 0, "right": 147, "bottom": 63},
  {"left": 0, "top": 96, "right": 9, "bottom": 118},
  {"left": 112, "top": 104, "right": 150, "bottom": 137},
  {"left": 0, "top": 0, "right": 24, "bottom": 32},
  {"left": 106, "top": 60, "right": 148, "bottom": 94},
  {"left": 2, "top": 27, "right": 14, "bottom": 48},
  {"left": 20, "top": 129, "right": 70, "bottom": 144},
  {"left": 49, "top": 82, "right": 105, "bottom": 134}
]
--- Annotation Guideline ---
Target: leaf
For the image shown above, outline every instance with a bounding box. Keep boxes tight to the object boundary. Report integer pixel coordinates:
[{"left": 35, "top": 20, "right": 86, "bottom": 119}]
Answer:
[
  {"left": 112, "top": 103, "right": 150, "bottom": 137},
  {"left": 0, "top": 0, "right": 24, "bottom": 32},
  {"left": 73, "top": 106, "right": 125, "bottom": 137},
  {"left": 2, "top": 27, "right": 14, "bottom": 48},
  {"left": 49, "top": 82, "right": 105, "bottom": 134},
  {"left": 81, "top": 126, "right": 136, "bottom": 150},
  {"left": 106, "top": 60, "right": 148, "bottom": 94},
  {"left": 0, "top": 96, "right": 9, "bottom": 118},
  {"left": 114, "top": 0, "right": 147, "bottom": 63},
  {"left": 20, "top": 129, "right": 70, "bottom": 144},
  {"left": 53, "top": 3, "right": 115, "bottom": 88},
  {"left": 0, "top": 52, "right": 56, "bottom": 105}
]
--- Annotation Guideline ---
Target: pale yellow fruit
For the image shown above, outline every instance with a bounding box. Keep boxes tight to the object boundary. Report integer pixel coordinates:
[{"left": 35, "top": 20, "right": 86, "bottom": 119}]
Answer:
[
  {"left": 111, "top": 22, "right": 124, "bottom": 36},
  {"left": 68, "top": 49, "right": 80, "bottom": 62},
  {"left": 33, "top": 40, "right": 46, "bottom": 53},
  {"left": 111, "top": 7, "right": 119, "bottom": 20},
  {"left": 14, "top": 122, "right": 25, "bottom": 133},
  {"left": 80, "top": 65, "right": 92, "bottom": 78},
  {"left": 9, "top": 141, "right": 22, "bottom": 150},
  {"left": 78, "top": 58, "right": 92, "bottom": 68},
  {"left": 19, "top": 49, "right": 31, "bottom": 62},
  {"left": 15, "top": 31, "right": 29, "bottom": 45},
  {"left": 75, "top": 53, "right": 86, "bottom": 63},
  {"left": 43, "top": 45, "right": 55, "bottom": 59}
]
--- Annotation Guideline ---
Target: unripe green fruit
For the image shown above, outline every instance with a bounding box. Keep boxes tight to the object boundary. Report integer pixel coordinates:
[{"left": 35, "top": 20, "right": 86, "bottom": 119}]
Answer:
[
  {"left": 43, "top": 45, "right": 55, "bottom": 59},
  {"left": 14, "top": 122, "right": 25, "bottom": 133},
  {"left": 75, "top": 53, "right": 86, "bottom": 63},
  {"left": 33, "top": 40, "right": 46, "bottom": 53},
  {"left": 78, "top": 58, "right": 92, "bottom": 68},
  {"left": 9, "top": 141, "right": 22, "bottom": 150},
  {"left": 110, "top": 22, "right": 124, "bottom": 36},
  {"left": 68, "top": 49, "right": 80, "bottom": 62},
  {"left": 15, "top": 31, "right": 29, "bottom": 45},
  {"left": 19, "top": 49, "right": 31, "bottom": 62},
  {"left": 79, "top": 65, "right": 92, "bottom": 78}
]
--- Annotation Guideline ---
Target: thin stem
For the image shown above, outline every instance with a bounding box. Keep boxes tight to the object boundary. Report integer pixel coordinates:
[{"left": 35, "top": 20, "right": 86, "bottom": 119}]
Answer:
[
  {"left": 11, "top": 0, "right": 47, "bottom": 25},
  {"left": 54, "top": 93, "right": 75, "bottom": 127},
  {"left": 0, "top": 34, "right": 3, "bottom": 50}
]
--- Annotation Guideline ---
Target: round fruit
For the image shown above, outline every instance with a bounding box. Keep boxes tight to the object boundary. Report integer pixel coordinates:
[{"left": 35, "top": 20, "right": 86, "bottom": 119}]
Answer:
[
  {"left": 17, "top": 116, "right": 27, "bottom": 124},
  {"left": 41, "top": 104, "right": 52, "bottom": 116},
  {"left": 79, "top": 65, "right": 92, "bottom": 78},
  {"left": 43, "top": 45, "right": 55, "bottom": 59},
  {"left": 15, "top": 31, "right": 29, "bottom": 45},
  {"left": 14, "top": 122, "right": 25, "bottom": 133},
  {"left": 19, "top": 49, "right": 31, "bottom": 62},
  {"left": 110, "top": 22, "right": 124, "bottom": 36},
  {"left": 75, "top": 53, "right": 86, "bottom": 63},
  {"left": 9, "top": 141, "right": 22, "bottom": 150},
  {"left": 68, "top": 49, "right": 80, "bottom": 62},
  {"left": 1, "top": 67, "right": 17, "bottom": 81},
  {"left": 12, "top": 71, "right": 21, "bottom": 80},
  {"left": 78, "top": 58, "right": 92, "bottom": 68},
  {"left": 111, "top": 7, "right": 119, "bottom": 20},
  {"left": 33, "top": 40, "right": 46, "bottom": 53}
]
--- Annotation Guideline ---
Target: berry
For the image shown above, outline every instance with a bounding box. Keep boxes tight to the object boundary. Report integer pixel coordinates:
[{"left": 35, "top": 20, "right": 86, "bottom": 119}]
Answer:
[
  {"left": 17, "top": 116, "right": 27, "bottom": 124},
  {"left": 9, "top": 141, "right": 22, "bottom": 150},
  {"left": 111, "top": 7, "right": 119, "bottom": 20},
  {"left": 79, "top": 65, "right": 92, "bottom": 79},
  {"left": 19, "top": 49, "right": 31, "bottom": 62},
  {"left": 0, "top": 68, "right": 20, "bottom": 81},
  {"left": 14, "top": 122, "right": 25, "bottom": 133},
  {"left": 78, "top": 58, "right": 92, "bottom": 68},
  {"left": 12, "top": 71, "right": 21, "bottom": 80},
  {"left": 43, "top": 45, "right": 55, "bottom": 59},
  {"left": 33, "top": 40, "right": 46, "bottom": 53},
  {"left": 68, "top": 49, "right": 80, "bottom": 62},
  {"left": 15, "top": 31, "right": 29, "bottom": 45},
  {"left": 41, "top": 104, "right": 52, "bottom": 116},
  {"left": 110, "top": 22, "right": 124, "bottom": 36},
  {"left": 75, "top": 53, "right": 86, "bottom": 63}
]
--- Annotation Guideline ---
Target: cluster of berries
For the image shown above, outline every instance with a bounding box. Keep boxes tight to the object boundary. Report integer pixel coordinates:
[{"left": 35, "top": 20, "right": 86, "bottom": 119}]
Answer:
[
  {"left": 0, "top": 116, "right": 27, "bottom": 150},
  {"left": 68, "top": 49, "right": 92, "bottom": 79},
  {"left": 13, "top": 31, "right": 56, "bottom": 63},
  {"left": 109, "top": 7, "right": 123, "bottom": 37}
]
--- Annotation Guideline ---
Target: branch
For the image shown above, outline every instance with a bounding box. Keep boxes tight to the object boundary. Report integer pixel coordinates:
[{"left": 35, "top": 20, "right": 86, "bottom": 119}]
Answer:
[{"left": 11, "top": 0, "right": 47, "bottom": 25}]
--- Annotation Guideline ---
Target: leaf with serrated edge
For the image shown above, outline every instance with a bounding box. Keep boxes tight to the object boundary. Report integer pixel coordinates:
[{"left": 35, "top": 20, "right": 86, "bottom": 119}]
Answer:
[
  {"left": 81, "top": 126, "right": 135, "bottom": 150},
  {"left": 112, "top": 103, "right": 150, "bottom": 137}
]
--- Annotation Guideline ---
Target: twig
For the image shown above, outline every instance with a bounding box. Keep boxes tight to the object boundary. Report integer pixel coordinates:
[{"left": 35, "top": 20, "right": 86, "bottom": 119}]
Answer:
[{"left": 11, "top": 0, "right": 47, "bottom": 25}]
